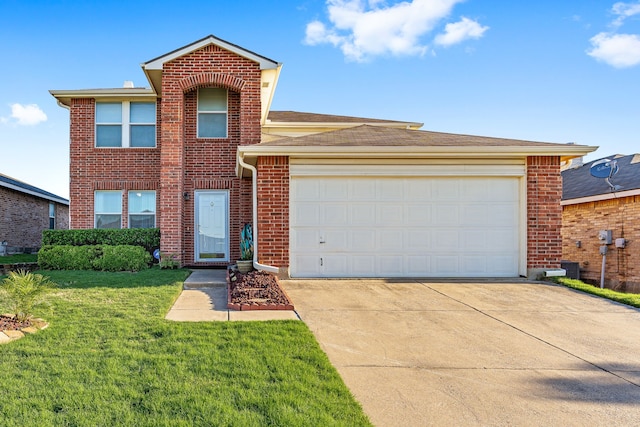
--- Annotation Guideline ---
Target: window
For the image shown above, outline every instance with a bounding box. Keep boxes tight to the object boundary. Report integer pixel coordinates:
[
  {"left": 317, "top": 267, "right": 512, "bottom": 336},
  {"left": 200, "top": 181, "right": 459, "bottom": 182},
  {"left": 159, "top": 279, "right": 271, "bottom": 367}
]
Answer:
[
  {"left": 49, "top": 203, "right": 55, "bottom": 229},
  {"left": 96, "top": 101, "right": 156, "bottom": 147},
  {"left": 95, "top": 191, "right": 122, "bottom": 229},
  {"left": 128, "top": 191, "right": 156, "bottom": 228},
  {"left": 197, "top": 88, "right": 227, "bottom": 138}
]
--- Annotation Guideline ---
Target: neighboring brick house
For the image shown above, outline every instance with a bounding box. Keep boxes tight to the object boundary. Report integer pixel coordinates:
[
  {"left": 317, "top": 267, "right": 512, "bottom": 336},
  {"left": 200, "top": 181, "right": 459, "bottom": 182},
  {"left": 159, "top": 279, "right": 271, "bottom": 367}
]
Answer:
[
  {"left": 562, "top": 154, "right": 640, "bottom": 292},
  {"left": 51, "top": 35, "right": 595, "bottom": 279},
  {"left": 0, "top": 173, "right": 69, "bottom": 253}
]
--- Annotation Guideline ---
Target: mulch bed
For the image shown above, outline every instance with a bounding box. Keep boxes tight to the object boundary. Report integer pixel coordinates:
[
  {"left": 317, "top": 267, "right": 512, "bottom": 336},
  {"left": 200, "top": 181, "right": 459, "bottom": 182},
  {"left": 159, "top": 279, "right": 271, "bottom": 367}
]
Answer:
[
  {"left": 227, "top": 269, "right": 294, "bottom": 311},
  {"left": 0, "top": 315, "right": 31, "bottom": 331}
]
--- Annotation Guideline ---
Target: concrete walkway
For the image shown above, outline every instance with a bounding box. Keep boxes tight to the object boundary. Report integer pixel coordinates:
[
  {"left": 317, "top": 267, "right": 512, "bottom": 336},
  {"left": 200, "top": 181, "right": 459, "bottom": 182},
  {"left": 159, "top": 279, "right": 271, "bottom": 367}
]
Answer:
[
  {"left": 165, "top": 269, "right": 299, "bottom": 322},
  {"left": 282, "top": 279, "right": 640, "bottom": 426}
]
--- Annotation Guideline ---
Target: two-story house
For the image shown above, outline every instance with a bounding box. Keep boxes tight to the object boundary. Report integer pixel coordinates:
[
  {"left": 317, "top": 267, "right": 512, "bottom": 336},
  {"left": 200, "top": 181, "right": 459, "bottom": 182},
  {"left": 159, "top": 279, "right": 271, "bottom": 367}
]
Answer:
[{"left": 51, "top": 35, "right": 596, "bottom": 279}]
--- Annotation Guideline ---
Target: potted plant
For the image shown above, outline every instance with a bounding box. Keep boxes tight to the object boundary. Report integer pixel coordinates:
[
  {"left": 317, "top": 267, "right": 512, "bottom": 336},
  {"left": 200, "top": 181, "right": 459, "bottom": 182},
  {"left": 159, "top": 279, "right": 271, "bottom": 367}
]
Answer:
[{"left": 237, "top": 223, "right": 254, "bottom": 274}]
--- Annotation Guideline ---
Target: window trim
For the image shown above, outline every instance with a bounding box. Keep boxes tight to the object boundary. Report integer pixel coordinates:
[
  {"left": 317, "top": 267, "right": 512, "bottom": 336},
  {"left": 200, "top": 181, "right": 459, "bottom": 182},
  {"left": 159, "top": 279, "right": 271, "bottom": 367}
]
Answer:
[
  {"left": 197, "top": 88, "right": 228, "bottom": 139},
  {"left": 127, "top": 190, "right": 157, "bottom": 229},
  {"left": 94, "top": 190, "right": 123, "bottom": 229},
  {"left": 95, "top": 101, "right": 156, "bottom": 148},
  {"left": 49, "top": 203, "right": 55, "bottom": 230}
]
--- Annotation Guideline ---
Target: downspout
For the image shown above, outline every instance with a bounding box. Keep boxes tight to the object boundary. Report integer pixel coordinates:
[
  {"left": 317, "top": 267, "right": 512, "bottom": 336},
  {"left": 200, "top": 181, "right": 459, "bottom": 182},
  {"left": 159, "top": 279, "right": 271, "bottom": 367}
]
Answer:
[{"left": 237, "top": 153, "right": 280, "bottom": 274}]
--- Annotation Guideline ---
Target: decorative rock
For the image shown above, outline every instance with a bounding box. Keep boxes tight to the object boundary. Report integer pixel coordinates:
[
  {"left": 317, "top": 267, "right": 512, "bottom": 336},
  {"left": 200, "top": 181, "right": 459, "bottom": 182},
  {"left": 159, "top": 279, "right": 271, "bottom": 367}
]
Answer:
[
  {"left": 21, "top": 327, "right": 39, "bottom": 334},
  {"left": 0, "top": 332, "right": 10, "bottom": 343},
  {"left": 3, "top": 330, "right": 24, "bottom": 339}
]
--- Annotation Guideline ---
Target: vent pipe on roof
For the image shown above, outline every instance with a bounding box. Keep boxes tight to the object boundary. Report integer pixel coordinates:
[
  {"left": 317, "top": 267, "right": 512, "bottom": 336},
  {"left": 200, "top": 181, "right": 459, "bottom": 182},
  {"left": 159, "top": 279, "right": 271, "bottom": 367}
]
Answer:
[{"left": 123, "top": 81, "right": 134, "bottom": 88}]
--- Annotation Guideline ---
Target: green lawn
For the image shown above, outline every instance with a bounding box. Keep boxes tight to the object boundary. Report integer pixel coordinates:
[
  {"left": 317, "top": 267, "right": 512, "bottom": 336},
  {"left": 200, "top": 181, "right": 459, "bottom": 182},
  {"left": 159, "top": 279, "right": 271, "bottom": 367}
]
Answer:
[
  {"left": 0, "top": 254, "right": 38, "bottom": 264},
  {"left": 0, "top": 268, "right": 371, "bottom": 426},
  {"left": 557, "top": 277, "right": 640, "bottom": 308}
]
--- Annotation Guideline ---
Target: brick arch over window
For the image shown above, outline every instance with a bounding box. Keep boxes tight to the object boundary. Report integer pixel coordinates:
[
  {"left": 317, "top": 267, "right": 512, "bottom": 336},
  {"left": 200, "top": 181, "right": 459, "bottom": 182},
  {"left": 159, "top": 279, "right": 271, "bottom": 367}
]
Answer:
[{"left": 178, "top": 72, "right": 246, "bottom": 93}]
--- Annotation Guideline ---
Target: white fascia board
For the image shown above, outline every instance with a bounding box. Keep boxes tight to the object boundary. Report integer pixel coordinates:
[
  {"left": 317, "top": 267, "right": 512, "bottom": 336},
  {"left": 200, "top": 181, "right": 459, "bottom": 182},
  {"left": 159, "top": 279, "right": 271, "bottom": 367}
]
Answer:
[
  {"left": 238, "top": 144, "right": 599, "bottom": 160},
  {"left": 50, "top": 88, "right": 156, "bottom": 107},
  {"left": 143, "top": 36, "right": 280, "bottom": 71},
  {"left": 0, "top": 182, "right": 69, "bottom": 205},
  {"left": 561, "top": 188, "right": 640, "bottom": 206}
]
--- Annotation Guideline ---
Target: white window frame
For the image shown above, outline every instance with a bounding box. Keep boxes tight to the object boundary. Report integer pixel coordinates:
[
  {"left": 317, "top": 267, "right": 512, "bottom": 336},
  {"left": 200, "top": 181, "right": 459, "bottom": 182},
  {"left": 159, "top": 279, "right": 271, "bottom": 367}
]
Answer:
[
  {"left": 197, "top": 88, "right": 228, "bottom": 139},
  {"left": 95, "top": 101, "right": 156, "bottom": 148},
  {"left": 94, "top": 190, "right": 123, "bottom": 229},
  {"left": 128, "top": 190, "right": 156, "bottom": 229}
]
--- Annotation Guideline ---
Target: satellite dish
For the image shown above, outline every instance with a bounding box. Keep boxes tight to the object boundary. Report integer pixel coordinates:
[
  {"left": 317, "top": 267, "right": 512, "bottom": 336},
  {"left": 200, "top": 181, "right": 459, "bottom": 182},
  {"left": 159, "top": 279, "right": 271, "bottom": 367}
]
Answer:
[
  {"left": 590, "top": 159, "right": 618, "bottom": 178},
  {"left": 590, "top": 159, "right": 622, "bottom": 191}
]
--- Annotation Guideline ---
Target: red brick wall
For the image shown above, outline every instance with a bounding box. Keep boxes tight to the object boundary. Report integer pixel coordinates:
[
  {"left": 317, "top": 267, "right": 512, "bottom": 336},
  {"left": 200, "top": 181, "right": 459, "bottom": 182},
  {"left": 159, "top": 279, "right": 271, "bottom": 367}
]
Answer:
[
  {"left": 68, "top": 98, "right": 160, "bottom": 229},
  {"left": 256, "top": 156, "right": 289, "bottom": 270},
  {"left": 67, "top": 43, "right": 262, "bottom": 266},
  {"left": 527, "top": 156, "right": 562, "bottom": 272},
  {"left": 0, "top": 186, "right": 69, "bottom": 249},
  {"left": 160, "top": 44, "right": 261, "bottom": 265},
  {"left": 562, "top": 196, "right": 640, "bottom": 292}
]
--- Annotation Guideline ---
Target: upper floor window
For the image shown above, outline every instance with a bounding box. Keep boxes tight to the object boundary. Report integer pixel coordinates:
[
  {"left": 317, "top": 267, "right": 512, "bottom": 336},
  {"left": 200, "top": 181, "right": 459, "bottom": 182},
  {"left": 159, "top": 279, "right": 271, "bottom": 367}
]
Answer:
[
  {"left": 197, "top": 88, "right": 227, "bottom": 138},
  {"left": 96, "top": 101, "right": 156, "bottom": 148},
  {"left": 128, "top": 191, "right": 156, "bottom": 229},
  {"left": 95, "top": 191, "right": 122, "bottom": 229}
]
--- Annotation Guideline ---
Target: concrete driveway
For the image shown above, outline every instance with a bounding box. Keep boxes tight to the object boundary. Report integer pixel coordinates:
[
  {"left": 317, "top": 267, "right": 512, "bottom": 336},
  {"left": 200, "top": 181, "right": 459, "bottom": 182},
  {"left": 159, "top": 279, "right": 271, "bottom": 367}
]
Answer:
[{"left": 281, "top": 279, "right": 640, "bottom": 426}]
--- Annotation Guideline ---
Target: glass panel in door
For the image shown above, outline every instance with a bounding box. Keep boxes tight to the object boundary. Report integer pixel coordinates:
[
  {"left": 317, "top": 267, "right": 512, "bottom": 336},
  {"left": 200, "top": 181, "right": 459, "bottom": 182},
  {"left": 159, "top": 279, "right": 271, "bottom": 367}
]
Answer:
[{"left": 195, "top": 191, "right": 229, "bottom": 262}]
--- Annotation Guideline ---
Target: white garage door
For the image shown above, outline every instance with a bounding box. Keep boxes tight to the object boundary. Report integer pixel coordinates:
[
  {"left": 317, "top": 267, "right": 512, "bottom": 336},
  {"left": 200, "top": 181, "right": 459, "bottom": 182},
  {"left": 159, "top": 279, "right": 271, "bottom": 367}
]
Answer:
[{"left": 290, "top": 175, "right": 522, "bottom": 278}]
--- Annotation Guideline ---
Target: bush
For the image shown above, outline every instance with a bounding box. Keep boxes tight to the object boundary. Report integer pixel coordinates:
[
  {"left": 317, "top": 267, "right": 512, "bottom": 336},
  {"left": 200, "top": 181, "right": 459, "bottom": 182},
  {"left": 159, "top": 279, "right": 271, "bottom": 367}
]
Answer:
[
  {"left": 0, "top": 270, "right": 56, "bottom": 322},
  {"left": 42, "top": 229, "right": 160, "bottom": 254},
  {"left": 38, "top": 245, "right": 100, "bottom": 270},
  {"left": 38, "top": 245, "right": 151, "bottom": 272},
  {"left": 92, "top": 246, "right": 151, "bottom": 272}
]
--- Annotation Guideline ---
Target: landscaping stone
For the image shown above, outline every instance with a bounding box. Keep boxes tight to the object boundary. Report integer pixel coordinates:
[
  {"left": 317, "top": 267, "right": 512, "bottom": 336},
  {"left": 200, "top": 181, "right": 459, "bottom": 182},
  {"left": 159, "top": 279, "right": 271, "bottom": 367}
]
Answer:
[
  {"left": 0, "top": 332, "right": 10, "bottom": 344},
  {"left": 3, "top": 330, "right": 24, "bottom": 339}
]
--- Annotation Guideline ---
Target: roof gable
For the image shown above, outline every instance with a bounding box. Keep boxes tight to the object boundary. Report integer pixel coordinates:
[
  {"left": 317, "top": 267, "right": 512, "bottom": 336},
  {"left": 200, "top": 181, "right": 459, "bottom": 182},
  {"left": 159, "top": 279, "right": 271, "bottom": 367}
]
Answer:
[
  {"left": 0, "top": 173, "right": 69, "bottom": 205},
  {"left": 562, "top": 154, "right": 640, "bottom": 200},
  {"left": 142, "top": 35, "right": 280, "bottom": 97}
]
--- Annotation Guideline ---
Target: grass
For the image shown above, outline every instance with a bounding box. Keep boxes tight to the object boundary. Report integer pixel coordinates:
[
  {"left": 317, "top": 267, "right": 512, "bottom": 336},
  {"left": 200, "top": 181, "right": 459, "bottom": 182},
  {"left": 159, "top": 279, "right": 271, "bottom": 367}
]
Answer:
[
  {"left": 0, "top": 254, "right": 38, "bottom": 264},
  {"left": 0, "top": 268, "right": 371, "bottom": 426},
  {"left": 557, "top": 277, "right": 640, "bottom": 309}
]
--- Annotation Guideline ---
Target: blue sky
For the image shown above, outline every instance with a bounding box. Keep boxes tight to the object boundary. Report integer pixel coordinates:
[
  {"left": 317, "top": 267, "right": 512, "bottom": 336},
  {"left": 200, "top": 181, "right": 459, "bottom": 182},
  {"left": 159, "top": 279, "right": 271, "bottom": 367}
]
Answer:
[{"left": 1, "top": 0, "right": 639, "bottom": 200}]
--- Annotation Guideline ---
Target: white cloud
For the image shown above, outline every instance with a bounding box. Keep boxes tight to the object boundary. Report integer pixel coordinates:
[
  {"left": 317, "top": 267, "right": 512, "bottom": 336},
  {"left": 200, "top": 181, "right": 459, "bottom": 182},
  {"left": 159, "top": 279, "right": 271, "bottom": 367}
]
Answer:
[
  {"left": 434, "top": 17, "right": 489, "bottom": 47},
  {"left": 611, "top": 1, "right": 640, "bottom": 27},
  {"left": 304, "top": 0, "right": 488, "bottom": 61},
  {"left": 2, "top": 103, "right": 48, "bottom": 126},
  {"left": 587, "top": 32, "right": 640, "bottom": 67}
]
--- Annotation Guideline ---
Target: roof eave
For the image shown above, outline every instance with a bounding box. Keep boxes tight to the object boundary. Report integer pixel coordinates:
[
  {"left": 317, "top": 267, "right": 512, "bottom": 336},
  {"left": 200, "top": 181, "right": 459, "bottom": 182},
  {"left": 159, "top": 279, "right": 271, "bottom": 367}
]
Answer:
[
  {"left": 50, "top": 88, "right": 156, "bottom": 107},
  {"left": 0, "top": 181, "right": 69, "bottom": 205},
  {"left": 238, "top": 144, "right": 598, "bottom": 160}
]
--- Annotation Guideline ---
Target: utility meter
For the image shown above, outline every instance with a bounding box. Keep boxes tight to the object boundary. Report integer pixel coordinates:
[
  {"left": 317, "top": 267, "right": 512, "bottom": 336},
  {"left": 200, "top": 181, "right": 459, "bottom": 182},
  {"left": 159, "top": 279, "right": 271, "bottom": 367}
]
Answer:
[{"left": 598, "top": 230, "right": 612, "bottom": 244}]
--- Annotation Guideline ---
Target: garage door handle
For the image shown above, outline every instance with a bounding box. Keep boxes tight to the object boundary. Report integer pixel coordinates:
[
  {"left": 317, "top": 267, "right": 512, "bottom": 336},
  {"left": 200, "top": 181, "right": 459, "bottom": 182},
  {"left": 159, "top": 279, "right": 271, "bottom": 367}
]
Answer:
[{"left": 319, "top": 239, "right": 325, "bottom": 244}]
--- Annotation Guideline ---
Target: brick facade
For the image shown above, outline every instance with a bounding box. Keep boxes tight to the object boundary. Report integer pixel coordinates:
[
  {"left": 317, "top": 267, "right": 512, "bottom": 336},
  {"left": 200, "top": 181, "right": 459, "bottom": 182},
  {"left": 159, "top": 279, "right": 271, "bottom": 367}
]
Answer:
[
  {"left": 527, "top": 156, "right": 562, "bottom": 273},
  {"left": 562, "top": 196, "right": 640, "bottom": 292},
  {"left": 67, "top": 44, "right": 260, "bottom": 265},
  {"left": 0, "top": 186, "right": 69, "bottom": 250},
  {"left": 256, "top": 156, "right": 289, "bottom": 272}
]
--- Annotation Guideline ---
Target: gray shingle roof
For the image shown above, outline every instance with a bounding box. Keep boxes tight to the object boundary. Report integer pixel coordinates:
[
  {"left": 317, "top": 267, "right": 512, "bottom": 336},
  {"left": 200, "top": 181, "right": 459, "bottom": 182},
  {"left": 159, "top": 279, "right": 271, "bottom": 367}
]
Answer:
[
  {"left": 259, "top": 124, "right": 577, "bottom": 147},
  {"left": 266, "top": 111, "right": 419, "bottom": 125},
  {"left": 0, "top": 173, "right": 69, "bottom": 205},
  {"left": 562, "top": 154, "right": 640, "bottom": 200}
]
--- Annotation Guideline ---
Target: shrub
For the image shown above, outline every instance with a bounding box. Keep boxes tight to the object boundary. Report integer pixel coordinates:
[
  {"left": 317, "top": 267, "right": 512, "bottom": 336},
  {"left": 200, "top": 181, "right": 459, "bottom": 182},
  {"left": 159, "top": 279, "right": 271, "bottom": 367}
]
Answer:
[
  {"left": 39, "top": 245, "right": 151, "bottom": 272},
  {"left": 38, "top": 245, "right": 101, "bottom": 270},
  {"left": 92, "top": 245, "right": 151, "bottom": 272},
  {"left": 42, "top": 229, "right": 160, "bottom": 254},
  {"left": 0, "top": 270, "right": 56, "bottom": 322}
]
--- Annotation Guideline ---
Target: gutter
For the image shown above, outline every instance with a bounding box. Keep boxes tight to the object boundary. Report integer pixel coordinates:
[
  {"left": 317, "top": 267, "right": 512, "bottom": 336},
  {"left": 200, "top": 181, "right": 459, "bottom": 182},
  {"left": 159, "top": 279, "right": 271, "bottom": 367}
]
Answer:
[{"left": 237, "top": 153, "right": 280, "bottom": 274}]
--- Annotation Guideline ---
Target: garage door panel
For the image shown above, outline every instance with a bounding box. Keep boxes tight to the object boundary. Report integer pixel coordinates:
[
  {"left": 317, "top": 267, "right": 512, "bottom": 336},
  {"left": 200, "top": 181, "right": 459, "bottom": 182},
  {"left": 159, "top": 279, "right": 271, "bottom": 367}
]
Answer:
[
  {"left": 434, "top": 205, "right": 460, "bottom": 226},
  {"left": 378, "top": 205, "right": 403, "bottom": 225},
  {"left": 290, "top": 175, "right": 521, "bottom": 278},
  {"left": 292, "top": 203, "right": 320, "bottom": 226},
  {"left": 350, "top": 179, "right": 377, "bottom": 200}
]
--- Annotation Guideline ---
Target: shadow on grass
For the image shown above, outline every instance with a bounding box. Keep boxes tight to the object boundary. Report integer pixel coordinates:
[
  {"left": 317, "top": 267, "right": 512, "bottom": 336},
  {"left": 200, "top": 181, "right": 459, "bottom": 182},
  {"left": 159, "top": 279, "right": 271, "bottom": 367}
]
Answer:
[{"left": 31, "top": 267, "right": 191, "bottom": 290}]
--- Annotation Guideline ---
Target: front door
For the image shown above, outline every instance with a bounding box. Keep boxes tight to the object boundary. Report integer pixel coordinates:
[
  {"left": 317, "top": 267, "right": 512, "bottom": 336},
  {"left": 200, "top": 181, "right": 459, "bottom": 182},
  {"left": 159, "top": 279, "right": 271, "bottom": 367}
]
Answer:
[{"left": 195, "top": 190, "right": 229, "bottom": 262}]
